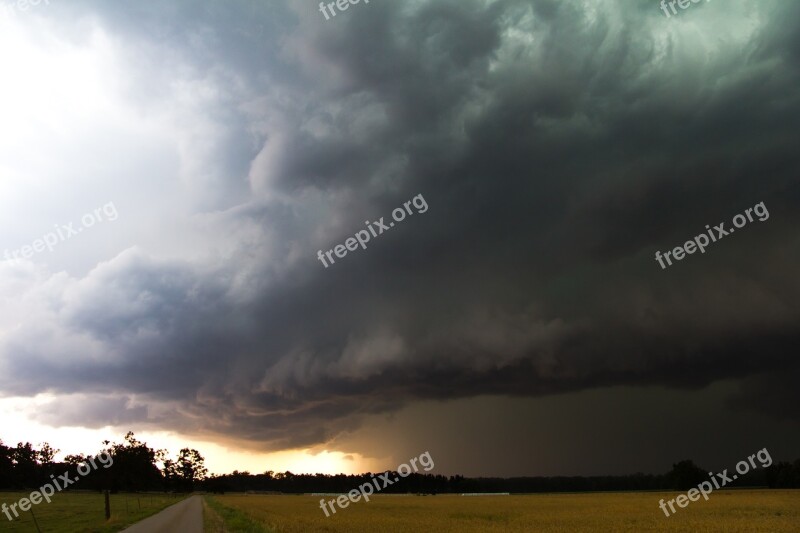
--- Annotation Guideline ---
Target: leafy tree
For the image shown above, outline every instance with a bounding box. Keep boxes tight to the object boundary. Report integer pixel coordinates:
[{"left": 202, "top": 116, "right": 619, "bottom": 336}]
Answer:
[
  {"left": 0, "top": 441, "right": 13, "bottom": 489},
  {"left": 63, "top": 453, "right": 88, "bottom": 465},
  {"left": 102, "top": 432, "right": 163, "bottom": 492},
  {"left": 667, "top": 460, "right": 707, "bottom": 490},
  {"left": 37, "top": 442, "right": 59, "bottom": 465},
  {"left": 36, "top": 442, "right": 60, "bottom": 481},
  {"left": 11, "top": 443, "right": 39, "bottom": 488},
  {"left": 164, "top": 448, "right": 207, "bottom": 492},
  {"left": 766, "top": 460, "right": 800, "bottom": 488}
]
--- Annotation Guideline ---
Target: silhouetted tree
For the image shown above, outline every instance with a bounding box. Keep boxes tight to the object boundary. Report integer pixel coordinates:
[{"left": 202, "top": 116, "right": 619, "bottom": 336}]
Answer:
[
  {"left": 102, "top": 432, "right": 163, "bottom": 492},
  {"left": 11, "top": 443, "right": 39, "bottom": 488},
  {"left": 3, "top": 432, "right": 800, "bottom": 496},
  {"left": 0, "top": 440, "right": 13, "bottom": 489},
  {"left": 164, "top": 448, "right": 207, "bottom": 492},
  {"left": 37, "top": 442, "right": 58, "bottom": 464},
  {"left": 766, "top": 460, "right": 800, "bottom": 488},
  {"left": 63, "top": 453, "right": 88, "bottom": 465},
  {"left": 667, "top": 460, "right": 707, "bottom": 490}
]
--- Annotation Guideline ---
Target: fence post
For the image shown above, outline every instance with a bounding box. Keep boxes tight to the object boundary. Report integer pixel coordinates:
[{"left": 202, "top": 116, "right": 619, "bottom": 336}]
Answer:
[
  {"left": 29, "top": 509, "right": 42, "bottom": 533},
  {"left": 104, "top": 490, "right": 111, "bottom": 520}
]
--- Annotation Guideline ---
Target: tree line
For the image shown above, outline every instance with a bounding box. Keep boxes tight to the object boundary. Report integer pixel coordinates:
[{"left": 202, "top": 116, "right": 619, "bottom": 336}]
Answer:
[
  {"left": 204, "top": 458, "right": 800, "bottom": 494},
  {"left": 2, "top": 434, "right": 799, "bottom": 494},
  {"left": 0, "top": 432, "right": 206, "bottom": 493}
]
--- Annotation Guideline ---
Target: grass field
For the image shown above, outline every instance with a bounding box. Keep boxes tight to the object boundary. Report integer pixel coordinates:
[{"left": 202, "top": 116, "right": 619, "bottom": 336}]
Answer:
[
  {"left": 207, "top": 490, "right": 800, "bottom": 532},
  {"left": 0, "top": 491, "right": 186, "bottom": 532},
  {"left": 204, "top": 495, "right": 268, "bottom": 533}
]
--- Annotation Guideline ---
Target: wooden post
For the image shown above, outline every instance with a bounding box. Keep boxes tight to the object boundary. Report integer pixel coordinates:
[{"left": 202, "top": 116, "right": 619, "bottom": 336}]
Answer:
[
  {"left": 104, "top": 490, "right": 111, "bottom": 520},
  {"left": 29, "top": 509, "right": 42, "bottom": 533}
]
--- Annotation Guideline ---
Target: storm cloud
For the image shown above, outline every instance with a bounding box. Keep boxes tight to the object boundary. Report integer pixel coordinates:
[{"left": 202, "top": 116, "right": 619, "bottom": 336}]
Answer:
[{"left": 0, "top": 0, "right": 798, "bottom": 472}]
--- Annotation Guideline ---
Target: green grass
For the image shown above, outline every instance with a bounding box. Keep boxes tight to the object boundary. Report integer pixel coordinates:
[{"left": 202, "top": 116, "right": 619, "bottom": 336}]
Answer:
[
  {"left": 204, "top": 496, "right": 271, "bottom": 533},
  {"left": 0, "top": 491, "right": 186, "bottom": 532},
  {"left": 203, "top": 497, "right": 226, "bottom": 533},
  {"left": 208, "top": 490, "right": 800, "bottom": 532}
]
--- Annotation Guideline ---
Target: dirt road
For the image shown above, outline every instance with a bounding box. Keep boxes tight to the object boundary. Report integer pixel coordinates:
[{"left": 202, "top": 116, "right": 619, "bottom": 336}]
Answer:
[{"left": 120, "top": 495, "right": 203, "bottom": 533}]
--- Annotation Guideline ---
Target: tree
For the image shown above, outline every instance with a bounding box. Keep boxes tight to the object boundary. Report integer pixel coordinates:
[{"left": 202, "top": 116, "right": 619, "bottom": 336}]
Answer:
[
  {"left": 164, "top": 448, "right": 207, "bottom": 492},
  {"left": 766, "top": 460, "right": 800, "bottom": 488},
  {"left": 177, "top": 448, "right": 208, "bottom": 488},
  {"left": 0, "top": 441, "right": 13, "bottom": 489},
  {"left": 64, "top": 453, "right": 88, "bottom": 465},
  {"left": 11, "top": 443, "right": 39, "bottom": 488},
  {"left": 103, "top": 432, "right": 163, "bottom": 492},
  {"left": 36, "top": 442, "right": 60, "bottom": 481},
  {"left": 37, "top": 443, "right": 59, "bottom": 465},
  {"left": 667, "top": 460, "right": 706, "bottom": 490}
]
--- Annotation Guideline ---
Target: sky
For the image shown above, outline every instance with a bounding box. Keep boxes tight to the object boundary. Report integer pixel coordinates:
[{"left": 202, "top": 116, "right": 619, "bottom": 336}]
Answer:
[{"left": 0, "top": 0, "right": 798, "bottom": 478}]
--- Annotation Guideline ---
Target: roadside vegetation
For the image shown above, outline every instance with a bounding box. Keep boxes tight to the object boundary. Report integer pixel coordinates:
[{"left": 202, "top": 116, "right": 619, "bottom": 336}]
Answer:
[
  {"left": 0, "top": 491, "right": 185, "bottom": 533},
  {"left": 203, "top": 495, "right": 271, "bottom": 533}
]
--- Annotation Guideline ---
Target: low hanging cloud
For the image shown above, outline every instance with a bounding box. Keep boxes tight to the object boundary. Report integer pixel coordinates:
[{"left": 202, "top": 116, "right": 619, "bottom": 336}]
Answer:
[{"left": 0, "top": 0, "right": 798, "bottom": 452}]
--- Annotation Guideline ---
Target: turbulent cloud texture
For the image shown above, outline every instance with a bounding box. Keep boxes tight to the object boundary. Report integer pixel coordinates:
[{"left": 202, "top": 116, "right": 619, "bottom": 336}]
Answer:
[{"left": 0, "top": 0, "right": 798, "bottom": 470}]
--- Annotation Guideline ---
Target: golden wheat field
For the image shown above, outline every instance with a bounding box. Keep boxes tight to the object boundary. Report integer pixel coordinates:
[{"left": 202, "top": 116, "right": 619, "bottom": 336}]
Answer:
[{"left": 207, "top": 489, "right": 800, "bottom": 532}]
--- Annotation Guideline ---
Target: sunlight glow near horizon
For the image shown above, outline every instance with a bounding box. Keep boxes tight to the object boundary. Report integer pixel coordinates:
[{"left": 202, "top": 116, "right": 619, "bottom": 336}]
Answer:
[
  {"left": 0, "top": 12, "right": 370, "bottom": 480},
  {"left": 0, "top": 396, "right": 378, "bottom": 476},
  {"left": 0, "top": 14, "right": 370, "bottom": 478}
]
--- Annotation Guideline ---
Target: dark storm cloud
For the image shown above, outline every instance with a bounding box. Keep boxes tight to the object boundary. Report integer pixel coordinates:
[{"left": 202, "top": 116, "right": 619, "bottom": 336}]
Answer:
[
  {"left": 35, "top": 395, "right": 149, "bottom": 428},
  {"left": 3, "top": 0, "right": 799, "bottom": 452}
]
